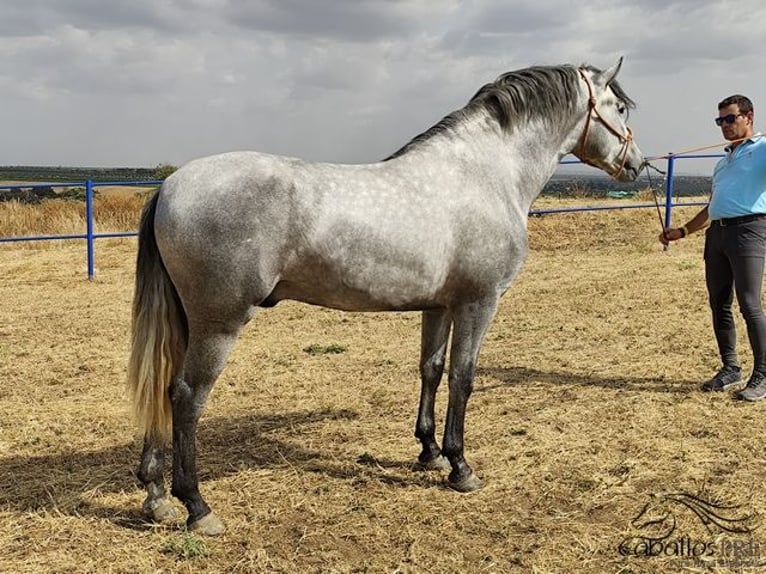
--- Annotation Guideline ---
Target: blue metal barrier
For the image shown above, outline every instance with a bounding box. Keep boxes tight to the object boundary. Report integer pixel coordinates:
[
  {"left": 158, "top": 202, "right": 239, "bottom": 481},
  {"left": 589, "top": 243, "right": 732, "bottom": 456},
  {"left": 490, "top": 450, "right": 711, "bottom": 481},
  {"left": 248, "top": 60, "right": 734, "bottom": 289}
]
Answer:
[
  {"left": 0, "top": 153, "right": 724, "bottom": 280},
  {"left": 0, "top": 179, "right": 161, "bottom": 280},
  {"left": 555, "top": 154, "right": 721, "bottom": 226}
]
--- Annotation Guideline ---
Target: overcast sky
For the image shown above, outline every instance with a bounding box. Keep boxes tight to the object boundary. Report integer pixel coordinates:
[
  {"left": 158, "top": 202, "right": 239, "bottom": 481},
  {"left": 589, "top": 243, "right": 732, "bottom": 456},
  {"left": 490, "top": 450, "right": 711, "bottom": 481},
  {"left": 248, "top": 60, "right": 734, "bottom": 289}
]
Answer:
[{"left": 2, "top": 0, "right": 764, "bottom": 175}]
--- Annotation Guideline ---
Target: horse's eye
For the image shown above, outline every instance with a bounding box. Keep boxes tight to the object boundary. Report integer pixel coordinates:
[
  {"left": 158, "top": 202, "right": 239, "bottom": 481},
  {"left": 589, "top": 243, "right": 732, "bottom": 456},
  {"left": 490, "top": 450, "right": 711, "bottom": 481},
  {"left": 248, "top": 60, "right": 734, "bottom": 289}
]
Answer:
[{"left": 617, "top": 104, "right": 626, "bottom": 115}]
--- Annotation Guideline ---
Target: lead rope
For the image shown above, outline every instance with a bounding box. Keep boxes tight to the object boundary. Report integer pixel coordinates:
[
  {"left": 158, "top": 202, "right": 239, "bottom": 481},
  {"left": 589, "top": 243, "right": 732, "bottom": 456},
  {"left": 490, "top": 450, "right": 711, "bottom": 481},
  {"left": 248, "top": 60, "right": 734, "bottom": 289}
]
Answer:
[
  {"left": 645, "top": 137, "right": 744, "bottom": 162},
  {"left": 642, "top": 160, "right": 667, "bottom": 232}
]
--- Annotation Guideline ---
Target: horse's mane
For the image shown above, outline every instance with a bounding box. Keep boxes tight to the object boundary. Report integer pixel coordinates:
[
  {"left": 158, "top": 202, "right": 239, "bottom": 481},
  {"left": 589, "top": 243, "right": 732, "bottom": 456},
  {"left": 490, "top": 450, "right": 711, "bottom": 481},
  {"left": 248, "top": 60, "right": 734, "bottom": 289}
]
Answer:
[{"left": 384, "top": 63, "right": 636, "bottom": 161}]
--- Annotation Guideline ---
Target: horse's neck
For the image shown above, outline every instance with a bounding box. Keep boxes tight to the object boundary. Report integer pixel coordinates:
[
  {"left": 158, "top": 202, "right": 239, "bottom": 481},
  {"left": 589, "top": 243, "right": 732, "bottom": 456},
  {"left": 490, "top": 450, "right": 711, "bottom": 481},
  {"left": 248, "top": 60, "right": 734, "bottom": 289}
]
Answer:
[
  {"left": 500, "top": 109, "right": 588, "bottom": 211},
  {"left": 399, "top": 110, "right": 584, "bottom": 214},
  {"left": 505, "top": 128, "right": 577, "bottom": 211}
]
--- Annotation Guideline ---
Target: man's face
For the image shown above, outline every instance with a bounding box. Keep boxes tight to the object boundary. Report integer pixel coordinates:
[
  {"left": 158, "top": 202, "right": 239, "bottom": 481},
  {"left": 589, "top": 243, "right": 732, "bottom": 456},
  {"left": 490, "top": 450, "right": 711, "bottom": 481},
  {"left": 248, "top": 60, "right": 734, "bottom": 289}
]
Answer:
[{"left": 717, "top": 103, "right": 753, "bottom": 141}]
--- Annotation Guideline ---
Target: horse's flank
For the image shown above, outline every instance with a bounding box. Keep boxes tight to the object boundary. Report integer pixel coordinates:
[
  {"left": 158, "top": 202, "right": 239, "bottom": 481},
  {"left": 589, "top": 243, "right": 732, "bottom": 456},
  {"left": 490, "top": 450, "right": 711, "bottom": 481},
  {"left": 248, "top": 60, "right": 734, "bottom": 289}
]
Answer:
[{"left": 157, "top": 143, "right": 522, "bottom": 313}]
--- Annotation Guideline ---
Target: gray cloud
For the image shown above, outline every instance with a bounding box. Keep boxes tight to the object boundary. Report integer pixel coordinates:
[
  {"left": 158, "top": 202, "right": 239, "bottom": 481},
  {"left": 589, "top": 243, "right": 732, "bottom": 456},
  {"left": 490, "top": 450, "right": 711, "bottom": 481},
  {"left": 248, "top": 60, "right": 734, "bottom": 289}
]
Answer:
[
  {"left": 0, "top": 0, "right": 189, "bottom": 36},
  {"left": 0, "top": 0, "right": 765, "bottom": 170},
  {"left": 226, "top": 0, "right": 424, "bottom": 42}
]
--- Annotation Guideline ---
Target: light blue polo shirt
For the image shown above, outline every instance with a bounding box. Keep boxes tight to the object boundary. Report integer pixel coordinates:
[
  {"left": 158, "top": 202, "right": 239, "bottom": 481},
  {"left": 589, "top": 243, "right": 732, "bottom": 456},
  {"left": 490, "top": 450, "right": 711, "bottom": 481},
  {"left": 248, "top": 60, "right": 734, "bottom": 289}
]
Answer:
[{"left": 709, "top": 133, "right": 766, "bottom": 219}]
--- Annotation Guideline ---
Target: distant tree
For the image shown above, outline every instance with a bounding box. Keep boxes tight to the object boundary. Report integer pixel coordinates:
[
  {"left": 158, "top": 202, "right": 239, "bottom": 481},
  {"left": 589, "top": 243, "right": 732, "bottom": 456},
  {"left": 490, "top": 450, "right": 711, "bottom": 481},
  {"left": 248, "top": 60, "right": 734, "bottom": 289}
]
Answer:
[
  {"left": 59, "top": 187, "right": 94, "bottom": 201},
  {"left": 34, "top": 186, "right": 57, "bottom": 199},
  {"left": 153, "top": 163, "right": 178, "bottom": 180}
]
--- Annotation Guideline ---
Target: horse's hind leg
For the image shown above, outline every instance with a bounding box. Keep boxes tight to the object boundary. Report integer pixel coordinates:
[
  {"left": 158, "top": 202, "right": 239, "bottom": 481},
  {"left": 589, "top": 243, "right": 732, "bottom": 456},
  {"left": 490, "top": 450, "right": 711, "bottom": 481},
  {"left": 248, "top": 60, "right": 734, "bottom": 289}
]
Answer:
[
  {"left": 170, "top": 324, "right": 241, "bottom": 535},
  {"left": 414, "top": 309, "right": 451, "bottom": 471},
  {"left": 138, "top": 439, "right": 179, "bottom": 523}
]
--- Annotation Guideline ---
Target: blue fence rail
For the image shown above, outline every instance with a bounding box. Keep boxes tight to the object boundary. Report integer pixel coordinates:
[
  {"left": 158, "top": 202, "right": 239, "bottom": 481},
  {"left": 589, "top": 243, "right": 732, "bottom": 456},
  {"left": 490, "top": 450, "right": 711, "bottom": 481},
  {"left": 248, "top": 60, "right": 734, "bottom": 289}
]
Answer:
[
  {"left": 0, "top": 179, "right": 161, "bottom": 279},
  {"left": 0, "top": 153, "right": 721, "bottom": 280}
]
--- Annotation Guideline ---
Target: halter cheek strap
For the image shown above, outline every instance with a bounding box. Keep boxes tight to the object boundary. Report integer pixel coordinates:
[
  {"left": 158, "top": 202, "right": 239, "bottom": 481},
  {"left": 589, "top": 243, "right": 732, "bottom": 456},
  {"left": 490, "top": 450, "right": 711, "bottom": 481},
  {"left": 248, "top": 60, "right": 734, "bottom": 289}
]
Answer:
[{"left": 577, "top": 69, "right": 634, "bottom": 178}]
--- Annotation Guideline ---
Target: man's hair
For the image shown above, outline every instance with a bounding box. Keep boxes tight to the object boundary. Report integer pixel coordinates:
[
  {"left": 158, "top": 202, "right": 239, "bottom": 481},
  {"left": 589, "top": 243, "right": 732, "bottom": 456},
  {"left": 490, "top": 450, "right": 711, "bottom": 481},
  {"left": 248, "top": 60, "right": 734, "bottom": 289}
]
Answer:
[{"left": 718, "top": 94, "right": 753, "bottom": 114}]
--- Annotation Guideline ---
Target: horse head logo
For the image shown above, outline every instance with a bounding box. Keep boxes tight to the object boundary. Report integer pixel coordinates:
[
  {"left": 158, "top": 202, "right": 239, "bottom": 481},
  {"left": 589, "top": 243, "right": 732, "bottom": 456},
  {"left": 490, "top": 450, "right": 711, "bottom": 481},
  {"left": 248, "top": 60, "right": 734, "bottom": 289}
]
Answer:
[
  {"left": 631, "top": 492, "right": 757, "bottom": 537},
  {"left": 665, "top": 493, "right": 755, "bottom": 534},
  {"left": 619, "top": 492, "right": 758, "bottom": 557}
]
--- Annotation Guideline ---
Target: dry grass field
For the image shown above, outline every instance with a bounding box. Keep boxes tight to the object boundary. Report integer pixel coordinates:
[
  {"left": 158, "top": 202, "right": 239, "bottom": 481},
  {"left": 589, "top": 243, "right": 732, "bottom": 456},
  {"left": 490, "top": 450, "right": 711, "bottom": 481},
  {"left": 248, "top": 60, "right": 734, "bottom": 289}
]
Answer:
[{"left": 1, "top": 193, "right": 764, "bottom": 573}]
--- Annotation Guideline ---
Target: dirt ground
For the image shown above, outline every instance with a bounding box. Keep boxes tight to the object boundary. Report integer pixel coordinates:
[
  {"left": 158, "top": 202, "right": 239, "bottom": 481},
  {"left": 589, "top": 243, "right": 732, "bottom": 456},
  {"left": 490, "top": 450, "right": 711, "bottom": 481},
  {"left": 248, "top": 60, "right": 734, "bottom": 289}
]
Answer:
[{"left": 1, "top": 203, "right": 765, "bottom": 573}]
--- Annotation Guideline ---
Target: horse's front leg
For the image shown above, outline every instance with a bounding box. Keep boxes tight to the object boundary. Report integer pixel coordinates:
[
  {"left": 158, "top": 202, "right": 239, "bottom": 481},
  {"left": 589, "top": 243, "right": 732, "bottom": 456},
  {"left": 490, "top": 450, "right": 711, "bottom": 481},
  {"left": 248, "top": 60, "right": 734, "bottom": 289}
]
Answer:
[
  {"left": 137, "top": 436, "right": 180, "bottom": 523},
  {"left": 442, "top": 297, "right": 499, "bottom": 492},
  {"left": 414, "top": 309, "right": 452, "bottom": 471}
]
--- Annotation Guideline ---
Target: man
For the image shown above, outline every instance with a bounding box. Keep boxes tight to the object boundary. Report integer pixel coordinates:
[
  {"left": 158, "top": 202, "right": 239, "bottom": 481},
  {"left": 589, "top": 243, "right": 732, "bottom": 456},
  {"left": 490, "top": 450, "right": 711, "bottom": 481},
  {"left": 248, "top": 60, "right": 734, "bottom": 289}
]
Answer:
[{"left": 661, "top": 94, "right": 766, "bottom": 401}]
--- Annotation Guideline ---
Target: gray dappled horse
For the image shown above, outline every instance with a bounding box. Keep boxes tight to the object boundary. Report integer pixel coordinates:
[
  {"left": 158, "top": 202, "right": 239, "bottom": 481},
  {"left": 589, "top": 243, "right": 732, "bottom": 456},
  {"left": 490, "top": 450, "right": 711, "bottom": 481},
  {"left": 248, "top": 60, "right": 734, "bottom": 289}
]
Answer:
[{"left": 127, "top": 58, "right": 644, "bottom": 534}]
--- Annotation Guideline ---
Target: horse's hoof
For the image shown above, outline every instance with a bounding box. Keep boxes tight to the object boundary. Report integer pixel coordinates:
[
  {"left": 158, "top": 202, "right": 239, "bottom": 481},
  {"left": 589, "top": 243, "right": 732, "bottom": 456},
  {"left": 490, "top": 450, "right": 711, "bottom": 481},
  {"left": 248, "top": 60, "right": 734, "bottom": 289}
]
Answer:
[
  {"left": 188, "top": 512, "right": 226, "bottom": 536},
  {"left": 143, "top": 497, "right": 181, "bottom": 523},
  {"left": 414, "top": 454, "right": 451, "bottom": 472},
  {"left": 448, "top": 472, "right": 483, "bottom": 493}
]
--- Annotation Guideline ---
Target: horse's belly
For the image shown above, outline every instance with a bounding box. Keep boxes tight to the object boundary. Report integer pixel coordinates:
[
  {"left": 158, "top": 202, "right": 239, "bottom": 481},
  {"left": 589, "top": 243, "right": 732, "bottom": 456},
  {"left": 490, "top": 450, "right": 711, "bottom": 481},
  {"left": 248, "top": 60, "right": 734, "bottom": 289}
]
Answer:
[
  {"left": 274, "top": 285, "right": 442, "bottom": 312},
  {"left": 274, "top": 255, "right": 449, "bottom": 311}
]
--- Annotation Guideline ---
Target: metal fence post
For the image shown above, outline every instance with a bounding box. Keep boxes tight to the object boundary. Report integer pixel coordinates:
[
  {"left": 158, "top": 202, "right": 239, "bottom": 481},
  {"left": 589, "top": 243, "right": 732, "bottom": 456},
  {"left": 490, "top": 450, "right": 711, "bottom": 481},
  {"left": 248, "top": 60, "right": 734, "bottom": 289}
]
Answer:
[
  {"left": 657, "top": 155, "right": 677, "bottom": 251},
  {"left": 86, "top": 179, "right": 95, "bottom": 280},
  {"left": 664, "top": 155, "right": 676, "bottom": 231}
]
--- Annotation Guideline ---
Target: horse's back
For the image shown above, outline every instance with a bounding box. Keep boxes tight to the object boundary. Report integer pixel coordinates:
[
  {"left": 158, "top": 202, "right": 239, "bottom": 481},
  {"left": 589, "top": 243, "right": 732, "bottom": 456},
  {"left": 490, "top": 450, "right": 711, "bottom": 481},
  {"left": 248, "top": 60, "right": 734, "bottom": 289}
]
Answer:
[{"left": 159, "top": 151, "right": 307, "bottom": 215}]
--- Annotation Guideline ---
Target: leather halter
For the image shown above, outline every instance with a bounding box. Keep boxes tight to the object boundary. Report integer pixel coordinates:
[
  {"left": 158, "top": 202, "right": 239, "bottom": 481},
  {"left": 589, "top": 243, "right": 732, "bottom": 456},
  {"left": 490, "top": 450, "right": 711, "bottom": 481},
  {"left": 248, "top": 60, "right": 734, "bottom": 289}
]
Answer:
[{"left": 577, "top": 68, "right": 634, "bottom": 178}]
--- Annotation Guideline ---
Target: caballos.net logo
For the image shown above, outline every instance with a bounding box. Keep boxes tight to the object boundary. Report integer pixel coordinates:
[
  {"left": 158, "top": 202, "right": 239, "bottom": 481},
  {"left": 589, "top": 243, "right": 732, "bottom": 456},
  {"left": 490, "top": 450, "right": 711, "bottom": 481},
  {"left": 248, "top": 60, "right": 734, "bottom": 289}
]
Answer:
[{"left": 618, "top": 492, "right": 761, "bottom": 568}]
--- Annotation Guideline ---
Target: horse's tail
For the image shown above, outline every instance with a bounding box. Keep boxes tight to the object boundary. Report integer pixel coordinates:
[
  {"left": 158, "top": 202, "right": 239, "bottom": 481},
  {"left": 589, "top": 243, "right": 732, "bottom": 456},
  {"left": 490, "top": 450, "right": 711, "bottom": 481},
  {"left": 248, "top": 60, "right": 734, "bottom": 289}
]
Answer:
[{"left": 126, "top": 189, "right": 187, "bottom": 442}]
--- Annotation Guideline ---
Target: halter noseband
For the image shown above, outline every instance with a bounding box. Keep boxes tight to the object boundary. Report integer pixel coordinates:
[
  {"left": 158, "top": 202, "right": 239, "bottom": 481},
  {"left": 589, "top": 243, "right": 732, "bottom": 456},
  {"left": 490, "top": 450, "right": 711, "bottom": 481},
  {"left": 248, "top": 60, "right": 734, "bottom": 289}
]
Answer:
[{"left": 577, "top": 68, "right": 634, "bottom": 178}]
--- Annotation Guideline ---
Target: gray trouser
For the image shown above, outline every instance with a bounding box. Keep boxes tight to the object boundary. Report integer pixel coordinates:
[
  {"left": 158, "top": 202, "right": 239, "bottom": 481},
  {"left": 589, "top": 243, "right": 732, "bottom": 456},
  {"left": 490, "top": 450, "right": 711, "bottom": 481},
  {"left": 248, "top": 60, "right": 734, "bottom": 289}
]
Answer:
[{"left": 704, "top": 218, "right": 766, "bottom": 374}]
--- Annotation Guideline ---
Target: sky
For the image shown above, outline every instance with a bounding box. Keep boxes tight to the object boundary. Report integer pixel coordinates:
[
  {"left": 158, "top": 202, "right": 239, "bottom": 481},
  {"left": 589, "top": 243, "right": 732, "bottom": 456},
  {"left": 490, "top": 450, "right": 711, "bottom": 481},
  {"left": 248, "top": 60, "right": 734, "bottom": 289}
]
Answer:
[{"left": 2, "top": 0, "right": 765, "bottom": 175}]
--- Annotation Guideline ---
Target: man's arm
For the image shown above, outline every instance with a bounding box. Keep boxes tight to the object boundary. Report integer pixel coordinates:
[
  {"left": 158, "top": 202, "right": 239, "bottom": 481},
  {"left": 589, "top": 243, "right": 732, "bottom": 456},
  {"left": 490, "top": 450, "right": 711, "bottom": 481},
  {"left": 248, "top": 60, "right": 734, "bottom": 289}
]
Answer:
[{"left": 659, "top": 205, "right": 710, "bottom": 245}]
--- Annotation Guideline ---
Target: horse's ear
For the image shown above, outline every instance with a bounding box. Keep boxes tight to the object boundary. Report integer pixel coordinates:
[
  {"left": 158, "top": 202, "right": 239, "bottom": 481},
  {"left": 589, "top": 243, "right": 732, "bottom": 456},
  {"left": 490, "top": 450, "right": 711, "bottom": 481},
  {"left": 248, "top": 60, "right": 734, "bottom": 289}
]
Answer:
[{"left": 597, "top": 57, "right": 623, "bottom": 87}]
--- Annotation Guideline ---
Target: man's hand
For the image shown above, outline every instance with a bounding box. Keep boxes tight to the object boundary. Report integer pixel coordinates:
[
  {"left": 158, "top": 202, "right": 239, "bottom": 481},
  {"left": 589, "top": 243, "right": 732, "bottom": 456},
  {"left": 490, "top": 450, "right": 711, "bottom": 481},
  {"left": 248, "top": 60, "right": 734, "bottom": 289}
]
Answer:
[{"left": 659, "top": 228, "right": 685, "bottom": 245}]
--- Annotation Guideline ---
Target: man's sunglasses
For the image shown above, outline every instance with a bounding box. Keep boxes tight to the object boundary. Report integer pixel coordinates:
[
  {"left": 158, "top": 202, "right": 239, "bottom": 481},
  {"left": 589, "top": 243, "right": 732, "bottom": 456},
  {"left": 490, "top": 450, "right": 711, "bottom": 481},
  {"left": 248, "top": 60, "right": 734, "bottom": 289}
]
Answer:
[{"left": 715, "top": 113, "right": 744, "bottom": 126}]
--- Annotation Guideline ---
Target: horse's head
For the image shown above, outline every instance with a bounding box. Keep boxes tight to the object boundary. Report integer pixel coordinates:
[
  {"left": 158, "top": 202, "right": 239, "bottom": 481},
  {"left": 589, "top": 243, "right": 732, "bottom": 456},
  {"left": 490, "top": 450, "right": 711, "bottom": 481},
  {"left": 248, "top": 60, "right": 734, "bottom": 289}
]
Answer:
[{"left": 574, "top": 57, "right": 644, "bottom": 182}]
